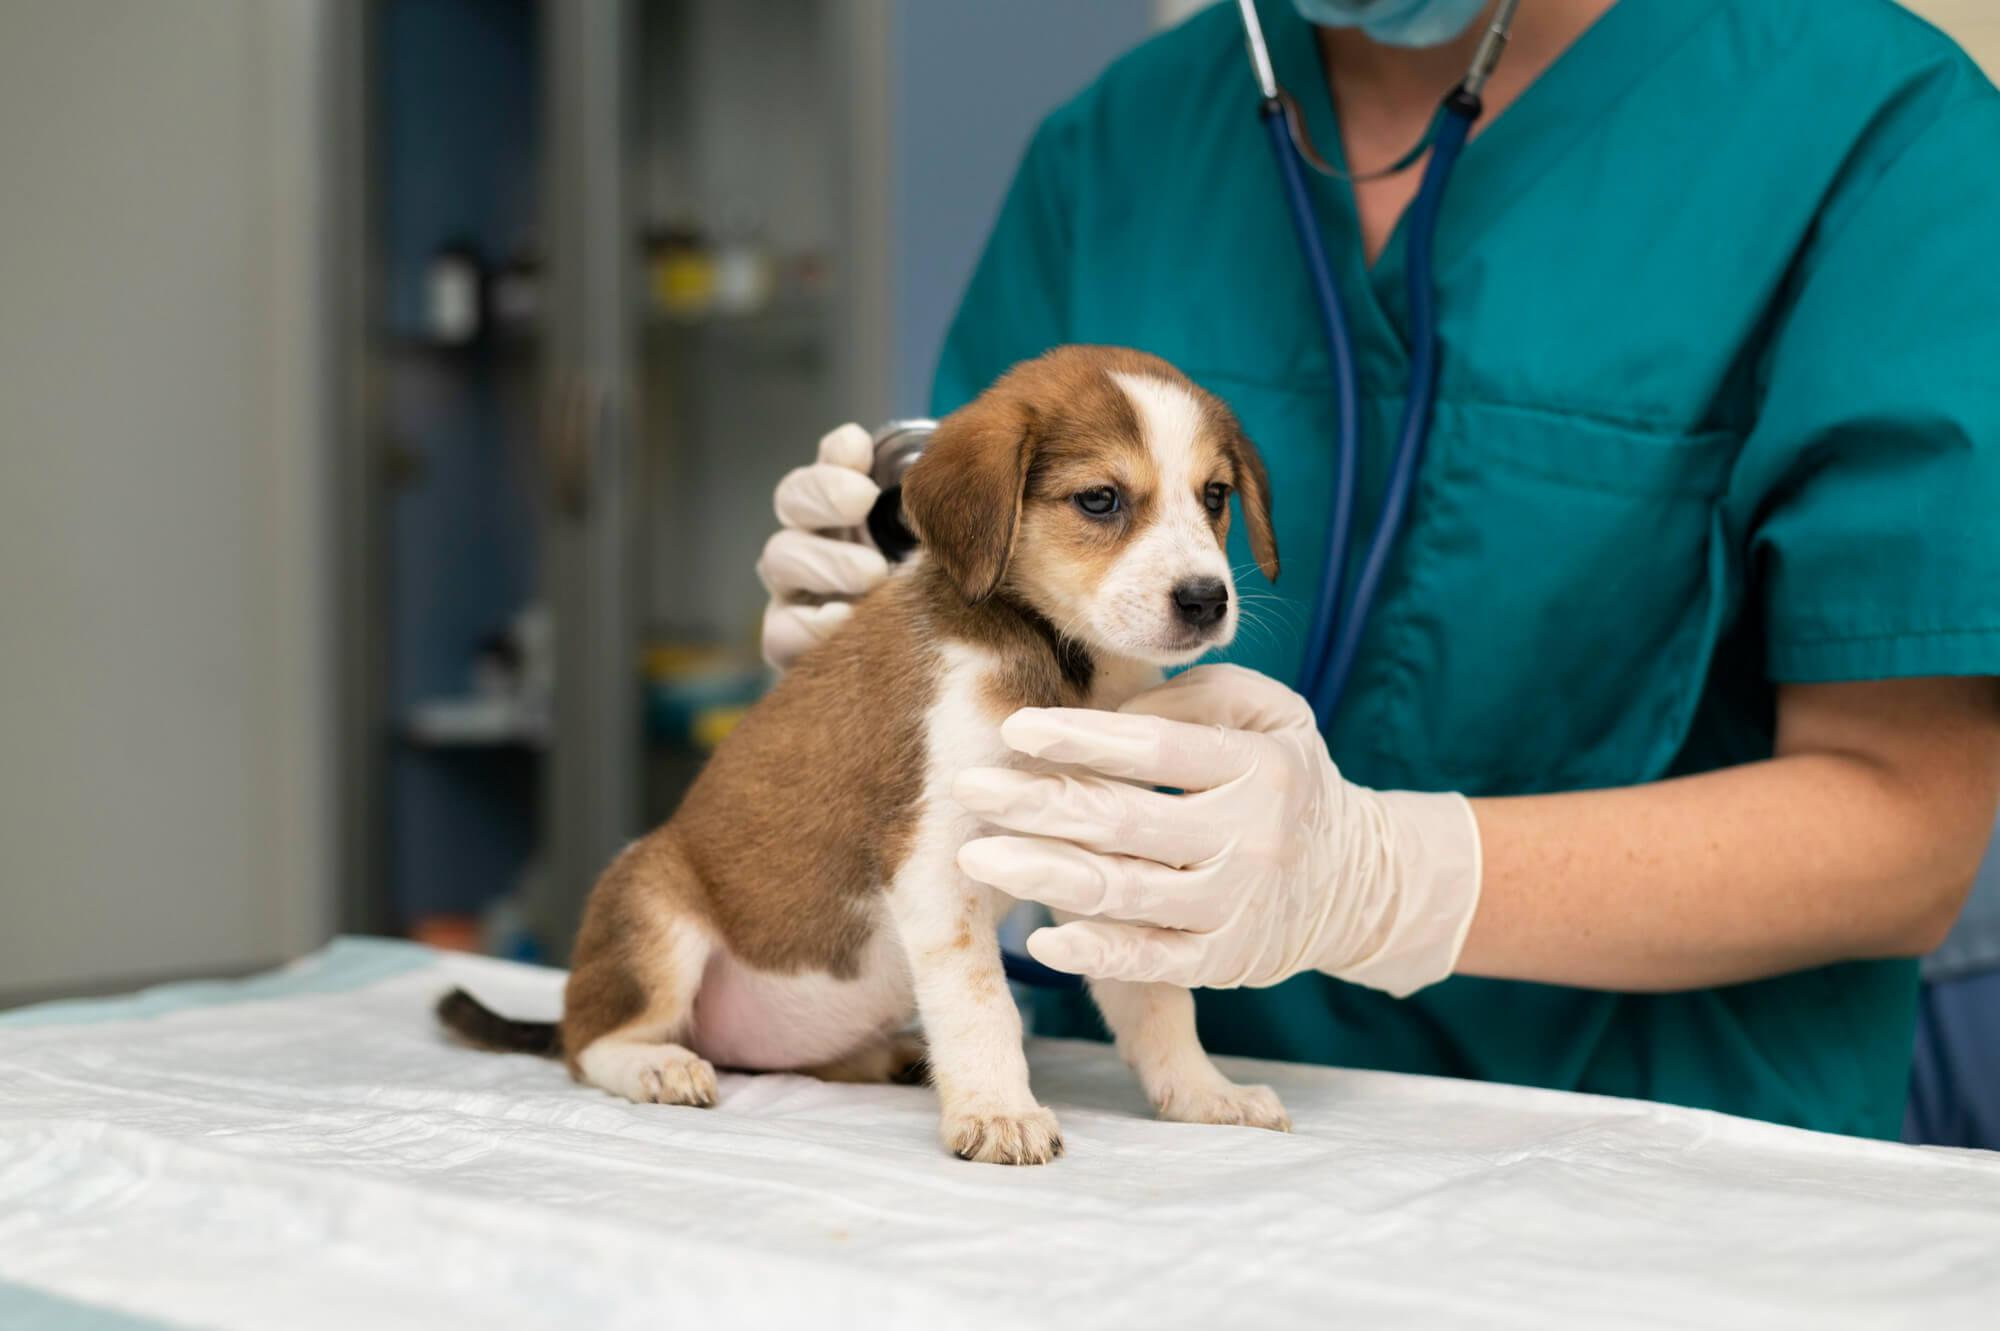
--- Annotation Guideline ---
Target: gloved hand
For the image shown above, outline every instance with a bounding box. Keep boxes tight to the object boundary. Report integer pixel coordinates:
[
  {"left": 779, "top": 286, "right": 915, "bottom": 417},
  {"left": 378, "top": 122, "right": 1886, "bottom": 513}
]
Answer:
[
  {"left": 952, "top": 665, "right": 1482, "bottom": 997},
  {"left": 757, "top": 424, "right": 891, "bottom": 670}
]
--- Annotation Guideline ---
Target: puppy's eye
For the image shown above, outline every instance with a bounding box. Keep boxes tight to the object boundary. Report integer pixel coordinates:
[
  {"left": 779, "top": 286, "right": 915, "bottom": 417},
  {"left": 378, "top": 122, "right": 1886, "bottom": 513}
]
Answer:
[
  {"left": 1203, "top": 482, "right": 1230, "bottom": 517},
  {"left": 1074, "top": 487, "right": 1121, "bottom": 518}
]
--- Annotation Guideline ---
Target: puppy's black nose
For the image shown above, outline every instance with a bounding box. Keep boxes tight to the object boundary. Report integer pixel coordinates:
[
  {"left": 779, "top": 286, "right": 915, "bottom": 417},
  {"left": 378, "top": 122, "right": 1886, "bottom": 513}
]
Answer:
[{"left": 1172, "top": 577, "right": 1229, "bottom": 628}]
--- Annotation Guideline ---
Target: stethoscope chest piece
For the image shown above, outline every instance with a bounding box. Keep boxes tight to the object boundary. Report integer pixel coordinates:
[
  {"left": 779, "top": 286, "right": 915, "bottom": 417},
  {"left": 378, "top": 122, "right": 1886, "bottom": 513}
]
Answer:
[{"left": 862, "top": 420, "right": 934, "bottom": 563}]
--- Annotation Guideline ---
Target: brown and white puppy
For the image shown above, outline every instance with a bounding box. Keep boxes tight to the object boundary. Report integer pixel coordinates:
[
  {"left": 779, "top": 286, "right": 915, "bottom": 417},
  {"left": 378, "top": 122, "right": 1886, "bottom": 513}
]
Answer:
[{"left": 439, "top": 346, "right": 1289, "bottom": 1164}]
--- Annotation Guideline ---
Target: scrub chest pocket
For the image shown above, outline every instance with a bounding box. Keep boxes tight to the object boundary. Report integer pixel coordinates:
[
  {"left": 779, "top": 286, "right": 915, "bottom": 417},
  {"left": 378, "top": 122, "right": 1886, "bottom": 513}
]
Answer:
[{"left": 1210, "top": 380, "right": 1743, "bottom": 797}]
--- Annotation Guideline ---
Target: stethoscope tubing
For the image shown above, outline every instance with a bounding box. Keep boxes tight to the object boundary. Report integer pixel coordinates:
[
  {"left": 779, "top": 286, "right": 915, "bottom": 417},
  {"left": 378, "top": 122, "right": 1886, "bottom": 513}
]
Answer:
[
  {"left": 1265, "top": 92, "right": 1480, "bottom": 730},
  {"left": 1263, "top": 101, "right": 1362, "bottom": 728}
]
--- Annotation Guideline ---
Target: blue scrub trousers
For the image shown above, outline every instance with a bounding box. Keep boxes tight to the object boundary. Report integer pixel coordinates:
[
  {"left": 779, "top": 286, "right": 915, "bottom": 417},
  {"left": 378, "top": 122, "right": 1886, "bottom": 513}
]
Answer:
[
  {"left": 1907, "top": 826, "right": 2000, "bottom": 1151},
  {"left": 1907, "top": 972, "right": 2000, "bottom": 1151}
]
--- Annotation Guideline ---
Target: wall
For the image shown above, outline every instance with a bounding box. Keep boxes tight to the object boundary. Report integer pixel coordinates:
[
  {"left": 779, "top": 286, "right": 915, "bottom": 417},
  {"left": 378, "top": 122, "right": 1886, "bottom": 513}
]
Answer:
[
  {"left": 1901, "top": 0, "right": 2000, "bottom": 72},
  {"left": 889, "top": 0, "right": 1154, "bottom": 413},
  {"left": 0, "top": 0, "right": 333, "bottom": 997}
]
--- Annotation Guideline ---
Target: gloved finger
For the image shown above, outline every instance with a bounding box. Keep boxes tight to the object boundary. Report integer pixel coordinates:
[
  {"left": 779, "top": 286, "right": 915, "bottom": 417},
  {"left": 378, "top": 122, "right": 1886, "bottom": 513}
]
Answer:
[
  {"left": 1118, "top": 663, "right": 1316, "bottom": 735},
  {"left": 761, "top": 600, "right": 853, "bottom": 671},
  {"left": 951, "top": 767, "right": 1223, "bottom": 868},
  {"left": 999, "top": 706, "right": 1264, "bottom": 793},
  {"left": 774, "top": 463, "right": 880, "bottom": 530},
  {"left": 1025, "top": 920, "right": 1217, "bottom": 987},
  {"left": 815, "top": 421, "right": 875, "bottom": 471},
  {"left": 756, "top": 528, "right": 889, "bottom": 598},
  {"left": 956, "top": 835, "right": 1226, "bottom": 930}
]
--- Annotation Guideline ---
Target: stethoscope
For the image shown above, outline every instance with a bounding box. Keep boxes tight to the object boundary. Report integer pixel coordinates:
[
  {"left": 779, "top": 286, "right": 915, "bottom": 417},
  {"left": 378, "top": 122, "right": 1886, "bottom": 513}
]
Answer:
[{"left": 1237, "top": 0, "right": 1519, "bottom": 728}]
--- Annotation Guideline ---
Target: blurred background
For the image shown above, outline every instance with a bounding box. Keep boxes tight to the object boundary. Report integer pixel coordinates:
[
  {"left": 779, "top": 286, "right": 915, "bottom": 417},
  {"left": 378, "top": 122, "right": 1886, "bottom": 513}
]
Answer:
[{"left": 0, "top": 0, "right": 1995, "bottom": 1005}]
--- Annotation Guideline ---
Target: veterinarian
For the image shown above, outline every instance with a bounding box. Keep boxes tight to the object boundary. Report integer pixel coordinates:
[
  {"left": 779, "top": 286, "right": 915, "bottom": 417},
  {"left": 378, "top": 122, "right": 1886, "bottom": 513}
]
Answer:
[{"left": 758, "top": 0, "right": 2000, "bottom": 1140}]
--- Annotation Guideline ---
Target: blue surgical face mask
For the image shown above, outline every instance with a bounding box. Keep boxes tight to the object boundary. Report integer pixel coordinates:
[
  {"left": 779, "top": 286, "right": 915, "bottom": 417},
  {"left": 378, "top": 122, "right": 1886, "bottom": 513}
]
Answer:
[{"left": 1289, "top": 0, "right": 1490, "bottom": 48}]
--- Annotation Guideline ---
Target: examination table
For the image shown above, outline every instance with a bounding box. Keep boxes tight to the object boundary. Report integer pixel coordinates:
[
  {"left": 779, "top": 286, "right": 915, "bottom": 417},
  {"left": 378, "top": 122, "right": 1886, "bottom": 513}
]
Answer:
[{"left": 1, "top": 939, "right": 1995, "bottom": 1329}]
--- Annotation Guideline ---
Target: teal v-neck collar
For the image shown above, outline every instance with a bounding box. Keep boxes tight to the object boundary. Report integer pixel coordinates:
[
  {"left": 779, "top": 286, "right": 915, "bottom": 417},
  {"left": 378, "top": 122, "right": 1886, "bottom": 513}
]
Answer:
[{"left": 1254, "top": 0, "right": 1730, "bottom": 369}]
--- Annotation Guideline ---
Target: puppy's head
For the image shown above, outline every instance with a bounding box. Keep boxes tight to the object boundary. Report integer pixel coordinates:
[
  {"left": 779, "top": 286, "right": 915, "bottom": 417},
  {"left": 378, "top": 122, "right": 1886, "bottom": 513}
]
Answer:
[{"left": 901, "top": 346, "right": 1277, "bottom": 667}]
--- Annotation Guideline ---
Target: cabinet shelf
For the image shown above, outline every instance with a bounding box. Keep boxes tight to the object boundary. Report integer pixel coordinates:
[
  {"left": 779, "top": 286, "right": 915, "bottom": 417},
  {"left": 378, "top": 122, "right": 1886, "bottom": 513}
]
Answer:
[{"left": 404, "top": 696, "right": 550, "bottom": 750}]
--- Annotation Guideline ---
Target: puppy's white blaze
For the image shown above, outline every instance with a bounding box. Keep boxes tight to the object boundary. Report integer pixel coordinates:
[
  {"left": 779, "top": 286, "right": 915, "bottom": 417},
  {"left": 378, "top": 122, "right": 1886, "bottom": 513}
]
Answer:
[
  {"left": 1100, "top": 371, "right": 1237, "bottom": 660},
  {"left": 1110, "top": 371, "right": 1204, "bottom": 492}
]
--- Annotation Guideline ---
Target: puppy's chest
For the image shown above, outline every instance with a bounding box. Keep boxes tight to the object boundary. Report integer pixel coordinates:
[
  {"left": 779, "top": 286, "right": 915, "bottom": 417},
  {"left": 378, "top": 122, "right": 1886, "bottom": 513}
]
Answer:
[{"left": 920, "top": 644, "right": 1160, "bottom": 793}]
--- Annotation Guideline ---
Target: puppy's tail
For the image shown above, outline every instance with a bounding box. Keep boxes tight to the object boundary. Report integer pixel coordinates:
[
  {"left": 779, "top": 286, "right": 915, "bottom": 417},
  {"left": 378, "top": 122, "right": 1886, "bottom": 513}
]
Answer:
[{"left": 436, "top": 987, "right": 562, "bottom": 1058}]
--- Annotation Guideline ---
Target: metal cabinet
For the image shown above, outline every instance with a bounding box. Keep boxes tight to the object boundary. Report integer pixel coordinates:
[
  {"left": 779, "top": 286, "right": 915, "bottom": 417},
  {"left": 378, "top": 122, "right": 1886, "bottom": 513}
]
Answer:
[
  {"left": 534, "top": 0, "right": 895, "bottom": 953},
  {"left": 336, "top": 0, "right": 893, "bottom": 958}
]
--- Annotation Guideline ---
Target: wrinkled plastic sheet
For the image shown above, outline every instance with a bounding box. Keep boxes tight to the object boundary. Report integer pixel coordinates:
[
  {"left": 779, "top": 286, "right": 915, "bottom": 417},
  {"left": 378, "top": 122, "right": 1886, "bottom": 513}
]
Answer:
[{"left": 0, "top": 939, "right": 1995, "bottom": 1331}]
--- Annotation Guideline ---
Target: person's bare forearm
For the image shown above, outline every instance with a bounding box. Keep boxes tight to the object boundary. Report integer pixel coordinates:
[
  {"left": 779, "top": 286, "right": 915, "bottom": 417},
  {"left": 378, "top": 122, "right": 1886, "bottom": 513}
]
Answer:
[{"left": 1458, "top": 678, "right": 2000, "bottom": 992}]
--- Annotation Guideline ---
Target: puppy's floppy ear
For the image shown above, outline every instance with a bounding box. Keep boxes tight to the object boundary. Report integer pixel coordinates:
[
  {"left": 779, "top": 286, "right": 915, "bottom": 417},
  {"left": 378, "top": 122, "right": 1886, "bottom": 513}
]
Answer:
[
  {"left": 1224, "top": 422, "right": 1280, "bottom": 581},
  {"left": 900, "top": 393, "right": 1035, "bottom": 603}
]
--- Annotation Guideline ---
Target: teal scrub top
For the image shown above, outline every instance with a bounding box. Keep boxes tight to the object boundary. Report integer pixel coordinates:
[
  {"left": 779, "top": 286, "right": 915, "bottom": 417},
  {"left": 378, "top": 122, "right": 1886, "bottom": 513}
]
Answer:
[{"left": 931, "top": 0, "right": 2000, "bottom": 1139}]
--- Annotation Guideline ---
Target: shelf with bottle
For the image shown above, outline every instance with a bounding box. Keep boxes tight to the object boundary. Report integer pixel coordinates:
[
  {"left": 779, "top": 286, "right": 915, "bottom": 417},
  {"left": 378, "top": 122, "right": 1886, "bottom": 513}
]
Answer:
[
  {"left": 379, "top": 236, "right": 544, "bottom": 357},
  {"left": 639, "top": 215, "right": 832, "bottom": 333},
  {"left": 641, "top": 639, "right": 770, "bottom": 755},
  {"left": 404, "top": 605, "right": 554, "bottom": 752}
]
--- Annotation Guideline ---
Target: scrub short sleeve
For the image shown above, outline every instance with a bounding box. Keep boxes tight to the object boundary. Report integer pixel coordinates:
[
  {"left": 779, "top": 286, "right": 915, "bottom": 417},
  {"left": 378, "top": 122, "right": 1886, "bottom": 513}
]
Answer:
[
  {"left": 1739, "top": 78, "right": 2000, "bottom": 684},
  {"left": 929, "top": 110, "right": 1079, "bottom": 416}
]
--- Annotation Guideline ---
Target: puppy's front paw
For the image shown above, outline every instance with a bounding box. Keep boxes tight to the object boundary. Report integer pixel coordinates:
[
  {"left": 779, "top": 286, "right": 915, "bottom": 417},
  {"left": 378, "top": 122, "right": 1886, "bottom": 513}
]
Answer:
[
  {"left": 1158, "top": 1081, "right": 1290, "bottom": 1133},
  {"left": 941, "top": 1105, "right": 1064, "bottom": 1165}
]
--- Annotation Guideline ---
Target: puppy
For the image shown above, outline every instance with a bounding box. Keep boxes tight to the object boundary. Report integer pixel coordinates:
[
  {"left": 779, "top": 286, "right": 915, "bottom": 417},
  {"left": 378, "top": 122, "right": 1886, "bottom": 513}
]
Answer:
[{"left": 439, "top": 345, "right": 1289, "bottom": 1164}]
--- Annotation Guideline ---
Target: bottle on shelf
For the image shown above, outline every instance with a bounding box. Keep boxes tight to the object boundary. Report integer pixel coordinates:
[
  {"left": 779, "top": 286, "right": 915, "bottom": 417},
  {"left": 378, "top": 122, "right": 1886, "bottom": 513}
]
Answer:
[
  {"left": 424, "top": 235, "right": 485, "bottom": 346},
  {"left": 710, "top": 202, "right": 775, "bottom": 318},
  {"left": 644, "top": 218, "right": 714, "bottom": 320}
]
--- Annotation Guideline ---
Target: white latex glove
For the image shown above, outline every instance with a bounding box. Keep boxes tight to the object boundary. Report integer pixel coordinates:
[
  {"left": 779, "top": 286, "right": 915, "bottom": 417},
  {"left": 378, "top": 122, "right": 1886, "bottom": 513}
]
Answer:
[
  {"left": 757, "top": 423, "right": 891, "bottom": 670},
  {"left": 952, "top": 664, "right": 1482, "bottom": 997}
]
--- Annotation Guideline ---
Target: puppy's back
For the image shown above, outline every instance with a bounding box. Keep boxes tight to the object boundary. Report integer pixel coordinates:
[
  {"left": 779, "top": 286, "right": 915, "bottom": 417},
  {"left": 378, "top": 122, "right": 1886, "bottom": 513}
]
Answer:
[{"left": 667, "top": 571, "right": 939, "bottom": 976}]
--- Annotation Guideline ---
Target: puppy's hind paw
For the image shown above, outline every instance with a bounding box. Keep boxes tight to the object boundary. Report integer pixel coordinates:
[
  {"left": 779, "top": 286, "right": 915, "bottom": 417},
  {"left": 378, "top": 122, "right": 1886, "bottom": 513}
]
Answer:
[
  {"left": 941, "top": 1106, "right": 1064, "bottom": 1166},
  {"left": 641, "top": 1053, "right": 719, "bottom": 1108},
  {"left": 580, "top": 1040, "right": 718, "bottom": 1108},
  {"left": 806, "top": 1032, "right": 928, "bottom": 1086},
  {"left": 1157, "top": 1081, "right": 1290, "bottom": 1133}
]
